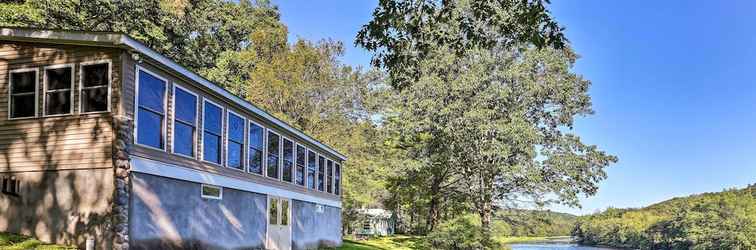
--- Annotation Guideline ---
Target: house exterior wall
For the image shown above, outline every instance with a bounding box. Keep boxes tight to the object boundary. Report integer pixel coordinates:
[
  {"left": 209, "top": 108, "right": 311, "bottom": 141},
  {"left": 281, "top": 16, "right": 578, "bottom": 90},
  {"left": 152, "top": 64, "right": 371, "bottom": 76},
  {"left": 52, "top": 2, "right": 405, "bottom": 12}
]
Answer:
[
  {"left": 130, "top": 172, "right": 268, "bottom": 249},
  {"left": 291, "top": 200, "right": 342, "bottom": 250},
  {"left": 0, "top": 41, "right": 121, "bottom": 249}
]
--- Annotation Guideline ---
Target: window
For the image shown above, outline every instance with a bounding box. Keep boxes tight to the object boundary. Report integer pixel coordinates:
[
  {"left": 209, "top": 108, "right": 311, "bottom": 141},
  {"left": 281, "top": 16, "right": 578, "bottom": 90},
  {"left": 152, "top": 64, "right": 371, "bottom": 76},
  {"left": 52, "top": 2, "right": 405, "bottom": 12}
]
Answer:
[
  {"left": 282, "top": 138, "right": 294, "bottom": 183},
  {"left": 295, "top": 144, "right": 306, "bottom": 186},
  {"left": 8, "top": 69, "right": 37, "bottom": 119},
  {"left": 307, "top": 150, "right": 317, "bottom": 190},
  {"left": 226, "top": 111, "right": 245, "bottom": 171},
  {"left": 80, "top": 62, "right": 110, "bottom": 113},
  {"left": 136, "top": 68, "right": 166, "bottom": 149},
  {"left": 269, "top": 198, "right": 278, "bottom": 225},
  {"left": 43, "top": 65, "right": 73, "bottom": 116},
  {"left": 201, "top": 184, "right": 222, "bottom": 199},
  {"left": 1, "top": 176, "right": 19, "bottom": 196},
  {"left": 203, "top": 100, "right": 223, "bottom": 164},
  {"left": 248, "top": 122, "right": 264, "bottom": 175},
  {"left": 318, "top": 156, "right": 325, "bottom": 191},
  {"left": 335, "top": 163, "right": 341, "bottom": 195},
  {"left": 267, "top": 131, "right": 280, "bottom": 179},
  {"left": 327, "top": 159, "right": 334, "bottom": 193},
  {"left": 172, "top": 85, "right": 197, "bottom": 158},
  {"left": 281, "top": 200, "right": 289, "bottom": 226}
]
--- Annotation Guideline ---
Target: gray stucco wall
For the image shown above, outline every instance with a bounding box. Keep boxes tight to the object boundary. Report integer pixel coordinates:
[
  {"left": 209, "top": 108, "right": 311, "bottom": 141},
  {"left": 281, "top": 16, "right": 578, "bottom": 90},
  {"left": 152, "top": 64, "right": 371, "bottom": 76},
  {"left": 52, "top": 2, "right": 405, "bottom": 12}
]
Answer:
[
  {"left": 291, "top": 200, "right": 342, "bottom": 250},
  {"left": 129, "top": 172, "right": 267, "bottom": 250}
]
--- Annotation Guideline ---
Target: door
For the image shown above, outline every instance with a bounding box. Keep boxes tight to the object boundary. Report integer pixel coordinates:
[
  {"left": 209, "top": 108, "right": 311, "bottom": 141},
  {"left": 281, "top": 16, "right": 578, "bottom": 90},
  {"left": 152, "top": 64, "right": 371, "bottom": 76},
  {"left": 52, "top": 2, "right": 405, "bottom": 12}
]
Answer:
[{"left": 267, "top": 196, "right": 292, "bottom": 250}]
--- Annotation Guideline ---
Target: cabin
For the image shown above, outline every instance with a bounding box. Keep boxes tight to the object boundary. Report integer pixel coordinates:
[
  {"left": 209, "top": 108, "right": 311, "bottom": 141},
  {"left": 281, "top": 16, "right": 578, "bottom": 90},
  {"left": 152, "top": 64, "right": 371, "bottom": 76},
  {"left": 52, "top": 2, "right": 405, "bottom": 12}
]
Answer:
[
  {"left": 356, "top": 209, "right": 395, "bottom": 237},
  {"left": 0, "top": 27, "right": 345, "bottom": 250}
]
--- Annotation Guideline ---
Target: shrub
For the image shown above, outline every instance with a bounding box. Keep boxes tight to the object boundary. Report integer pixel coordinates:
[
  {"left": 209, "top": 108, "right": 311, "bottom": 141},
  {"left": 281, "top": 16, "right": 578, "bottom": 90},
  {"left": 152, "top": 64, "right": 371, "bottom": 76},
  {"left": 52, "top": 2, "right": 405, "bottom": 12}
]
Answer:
[{"left": 426, "top": 214, "right": 504, "bottom": 250}]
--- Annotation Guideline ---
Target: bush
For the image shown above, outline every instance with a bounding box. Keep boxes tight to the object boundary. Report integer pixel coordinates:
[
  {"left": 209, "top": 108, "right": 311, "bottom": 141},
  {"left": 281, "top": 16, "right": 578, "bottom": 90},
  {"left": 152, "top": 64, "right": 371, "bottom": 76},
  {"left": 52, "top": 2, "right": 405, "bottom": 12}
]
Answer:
[{"left": 426, "top": 214, "right": 504, "bottom": 250}]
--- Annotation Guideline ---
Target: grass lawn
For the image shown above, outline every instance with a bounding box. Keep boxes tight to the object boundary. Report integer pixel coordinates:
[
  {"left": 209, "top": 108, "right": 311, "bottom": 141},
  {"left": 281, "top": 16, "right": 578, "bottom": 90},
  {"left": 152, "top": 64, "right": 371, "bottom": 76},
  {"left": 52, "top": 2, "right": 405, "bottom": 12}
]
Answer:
[
  {"left": 330, "top": 235, "right": 427, "bottom": 250},
  {"left": 0, "top": 232, "right": 76, "bottom": 250}
]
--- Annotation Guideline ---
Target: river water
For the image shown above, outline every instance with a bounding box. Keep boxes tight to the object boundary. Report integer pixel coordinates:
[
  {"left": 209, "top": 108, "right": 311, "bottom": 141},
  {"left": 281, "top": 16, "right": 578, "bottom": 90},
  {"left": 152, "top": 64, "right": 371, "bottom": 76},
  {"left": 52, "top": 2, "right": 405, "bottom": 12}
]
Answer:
[{"left": 509, "top": 243, "right": 618, "bottom": 250}]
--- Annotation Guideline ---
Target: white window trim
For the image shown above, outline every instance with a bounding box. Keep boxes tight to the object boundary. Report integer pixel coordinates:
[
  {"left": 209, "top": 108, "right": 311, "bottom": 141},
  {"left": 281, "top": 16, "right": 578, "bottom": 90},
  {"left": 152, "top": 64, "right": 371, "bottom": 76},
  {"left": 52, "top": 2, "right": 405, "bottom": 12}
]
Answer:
[
  {"left": 335, "top": 162, "right": 341, "bottom": 196},
  {"left": 133, "top": 65, "right": 169, "bottom": 151},
  {"left": 266, "top": 130, "right": 282, "bottom": 181},
  {"left": 42, "top": 63, "right": 75, "bottom": 117},
  {"left": 317, "top": 154, "right": 325, "bottom": 193},
  {"left": 307, "top": 149, "right": 318, "bottom": 190},
  {"left": 7, "top": 67, "right": 39, "bottom": 120},
  {"left": 170, "top": 83, "right": 199, "bottom": 159},
  {"left": 295, "top": 143, "right": 307, "bottom": 187},
  {"left": 225, "top": 109, "right": 246, "bottom": 172},
  {"left": 200, "top": 184, "right": 223, "bottom": 200},
  {"left": 201, "top": 98, "right": 225, "bottom": 166},
  {"left": 282, "top": 136, "right": 295, "bottom": 183},
  {"left": 247, "top": 120, "right": 266, "bottom": 176},
  {"left": 79, "top": 59, "right": 112, "bottom": 114}
]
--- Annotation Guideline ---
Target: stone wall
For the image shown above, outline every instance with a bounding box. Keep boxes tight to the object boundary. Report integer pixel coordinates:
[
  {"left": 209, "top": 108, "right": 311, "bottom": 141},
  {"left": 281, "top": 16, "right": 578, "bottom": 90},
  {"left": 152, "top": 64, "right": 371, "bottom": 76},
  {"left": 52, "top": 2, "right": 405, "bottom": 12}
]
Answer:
[
  {"left": 129, "top": 172, "right": 268, "bottom": 249},
  {"left": 291, "top": 200, "right": 342, "bottom": 250},
  {"left": 112, "top": 115, "right": 132, "bottom": 250}
]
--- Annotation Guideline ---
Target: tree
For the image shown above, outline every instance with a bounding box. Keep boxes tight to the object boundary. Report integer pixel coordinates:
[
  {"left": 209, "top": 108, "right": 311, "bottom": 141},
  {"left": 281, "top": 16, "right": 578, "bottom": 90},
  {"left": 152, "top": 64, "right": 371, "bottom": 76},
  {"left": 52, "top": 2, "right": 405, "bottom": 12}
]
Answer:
[
  {"left": 356, "top": 0, "right": 568, "bottom": 90},
  {"left": 385, "top": 43, "right": 616, "bottom": 247}
]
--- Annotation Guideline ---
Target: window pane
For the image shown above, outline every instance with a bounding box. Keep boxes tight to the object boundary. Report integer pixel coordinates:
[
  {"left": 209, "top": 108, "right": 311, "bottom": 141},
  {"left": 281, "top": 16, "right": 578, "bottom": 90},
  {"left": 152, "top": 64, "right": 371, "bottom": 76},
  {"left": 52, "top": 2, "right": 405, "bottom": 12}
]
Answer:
[
  {"left": 249, "top": 149, "right": 263, "bottom": 174},
  {"left": 282, "top": 139, "right": 293, "bottom": 182},
  {"left": 281, "top": 200, "right": 289, "bottom": 226},
  {"left": 11, "top": 95, "right": 35, "bottom": 118},
  {"left": 11, "top": 71, "right": 36, "bottom": 93},
  {"left": 249, "top": 123, "right": 264, "bottom": 149},
  {"left": 173, "top": 122, "right": 194, "bottom": 157},
  {"left": 138, "top": 70, "right": 165, "bottom": 112},
  {"left": 203, "top": 133, "right": 221, "bottom": 164},
  {"left": 308, "top": 151, "right": 316, "bottom": 189},
  {"left": 227, "top": 113, "right": 244, "bottom": 143},
  {"left": 204, "top": 102, "right": 222, "bottom": 133},
  {"left": 269, "top": 199, "right": 278, "bottom": 225},
  {"left": 296, "top": 145, "right": 305, "bottom": 166},
  {"left": 268, "top": 155, "right": 279, "bottom": 179},
  {"left": 82, "top": 63, "right": 108, "bottom": 87},
  {"left": 327, "top": 160, "right": 333, "bottom": 193},
  {"left": 227, "top": 141, "right": 243, "bottom": 170},
  {"left": 335, "top": 164, "right": 341, "bottom": 195},
  {"left": 318, "top": 156, "right": 325, "bottom": 191},
  {"left": 81, "top": 87, "right": 108, "bottom": 112},
  {"left": 137, "top": 109, "right": 163, "bottom": 148},
  {"left": 45, "top": 91, "right": 71, "bottom": 115},
  {"left": 296, "top": 165, "right": 305, "bottom": 186},
  {"left": 174, "top": 87, "right": 196, "bottom": 123},
  {"left": 46, "top": 67, "right": 71, "bottom": 90},
  {"left": 282, "top": 160, "right": 292, "bottom": 182},
  {"left": 267, "top": 132, "right": 280, "bottom": 178}
]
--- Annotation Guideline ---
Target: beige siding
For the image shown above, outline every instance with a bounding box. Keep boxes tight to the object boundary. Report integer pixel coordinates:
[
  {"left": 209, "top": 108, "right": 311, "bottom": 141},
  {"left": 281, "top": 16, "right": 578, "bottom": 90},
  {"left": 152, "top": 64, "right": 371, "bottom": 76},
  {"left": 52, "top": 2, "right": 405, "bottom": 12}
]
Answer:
[{"left": 0, "top": 42, "right": 119, "bottom": 172}]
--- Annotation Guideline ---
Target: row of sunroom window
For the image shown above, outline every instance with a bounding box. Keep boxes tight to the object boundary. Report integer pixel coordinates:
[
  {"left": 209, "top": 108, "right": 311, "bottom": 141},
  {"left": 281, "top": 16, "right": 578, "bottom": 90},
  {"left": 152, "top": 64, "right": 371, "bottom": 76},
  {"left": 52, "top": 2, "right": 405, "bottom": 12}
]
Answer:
[{"left": 134, "top": 66, "right": 341, "bottom": 195}]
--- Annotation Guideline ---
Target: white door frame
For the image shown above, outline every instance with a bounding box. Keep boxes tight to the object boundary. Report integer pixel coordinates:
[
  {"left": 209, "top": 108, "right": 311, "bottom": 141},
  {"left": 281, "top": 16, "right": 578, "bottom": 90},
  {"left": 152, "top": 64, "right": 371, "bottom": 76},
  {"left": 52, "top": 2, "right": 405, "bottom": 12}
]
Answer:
[{"left": 267, "top": 196, "right": 292, "bottom": 250}]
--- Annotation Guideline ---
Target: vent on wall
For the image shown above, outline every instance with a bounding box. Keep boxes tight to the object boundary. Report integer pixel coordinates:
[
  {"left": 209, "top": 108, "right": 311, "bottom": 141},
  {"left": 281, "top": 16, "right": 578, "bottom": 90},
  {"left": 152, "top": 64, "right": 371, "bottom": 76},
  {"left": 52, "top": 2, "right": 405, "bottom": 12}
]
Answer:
[
  {"left": 1, "top": 176, "right": 19, "bottom": 196},
  {"left": 201, "top": 184, "right": 222, "bottom": 200}
]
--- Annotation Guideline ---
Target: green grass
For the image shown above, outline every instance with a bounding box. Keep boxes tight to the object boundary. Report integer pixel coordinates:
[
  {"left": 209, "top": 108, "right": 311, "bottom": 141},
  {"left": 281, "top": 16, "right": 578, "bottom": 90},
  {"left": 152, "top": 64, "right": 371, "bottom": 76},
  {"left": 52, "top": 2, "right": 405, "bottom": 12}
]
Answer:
[
  {"left": 0, "top": 232, "right": 75, "bottom": 250},
  {"left": 329, "top": 235, "right": 427, "bottom": 250}
]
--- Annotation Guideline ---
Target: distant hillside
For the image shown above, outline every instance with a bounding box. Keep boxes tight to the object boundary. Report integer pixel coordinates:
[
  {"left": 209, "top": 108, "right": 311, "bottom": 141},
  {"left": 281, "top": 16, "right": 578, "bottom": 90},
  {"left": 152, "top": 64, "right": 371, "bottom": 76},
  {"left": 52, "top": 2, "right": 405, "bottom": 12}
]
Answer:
[
  {"left": 494, "top": 209, "right": 578, "bottom": 237},
  {"left": 573, "top": 184, "right": 756, "bottom": 249}
]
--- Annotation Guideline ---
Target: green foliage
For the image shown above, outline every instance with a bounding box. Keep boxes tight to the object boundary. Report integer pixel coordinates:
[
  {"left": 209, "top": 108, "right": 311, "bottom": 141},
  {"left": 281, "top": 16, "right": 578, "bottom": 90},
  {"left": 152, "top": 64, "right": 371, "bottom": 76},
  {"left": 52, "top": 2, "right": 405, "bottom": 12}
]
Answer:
[
  {"left": 0, "top": 232, "right": 75, "bottom": 250},
  {"left": 574, "top": 184, "right": 756, "bottom": 249},
  {"left": 426, "top": 214, "right": 504, "bottom": 250},
  {"left": 356, "top": 0, "right": 568, "bottom": 90},
  {"left": 496, "top": 209, "right": 577, "bottom": 237}
]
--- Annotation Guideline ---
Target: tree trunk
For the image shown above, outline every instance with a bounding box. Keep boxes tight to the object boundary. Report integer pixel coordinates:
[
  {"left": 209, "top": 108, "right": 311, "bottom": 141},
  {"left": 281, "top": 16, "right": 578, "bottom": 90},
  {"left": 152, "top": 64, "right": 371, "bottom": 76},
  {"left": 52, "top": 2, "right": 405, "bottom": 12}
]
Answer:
[{"left": 426, "top": 177, "right": 441, "bottom": 233}]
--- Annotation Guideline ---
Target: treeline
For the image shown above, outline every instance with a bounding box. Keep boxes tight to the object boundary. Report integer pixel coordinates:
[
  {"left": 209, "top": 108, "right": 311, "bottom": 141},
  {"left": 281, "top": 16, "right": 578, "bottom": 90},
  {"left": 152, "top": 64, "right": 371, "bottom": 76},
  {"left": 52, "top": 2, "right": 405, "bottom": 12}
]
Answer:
[
  {"left": 573, "top": 184, "right": 756, "bottom": 249},
  {"left": 496, "top": 209, "right": 577, "bottom": 237}
]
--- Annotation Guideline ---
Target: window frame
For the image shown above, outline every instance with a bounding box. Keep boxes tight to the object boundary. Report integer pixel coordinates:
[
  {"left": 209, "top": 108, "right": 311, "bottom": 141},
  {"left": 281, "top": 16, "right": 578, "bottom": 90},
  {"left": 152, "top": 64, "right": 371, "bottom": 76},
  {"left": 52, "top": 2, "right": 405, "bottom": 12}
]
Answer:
[
  {"left": 7, "top": 67, "right": 39, "bottom": 120},
  {"left": 295, "top": 143, "right": 307, "bottom": 186},
  {"left": 225, "top": 109, "right": 246, "bottom": 172},
  {"left": 170, "top": 83, "right": 199, "bottom": 159},
  {"left": 42, "top": 63, "right": 75, "bottom": 117},
  {"left": 335, "top": 162, "right": 341, "bottom": 196},
  {"left": 133, "top": 66, "right": 169, "bottom": 151},
  {"left": 317, "top": 155, "right": 325, "bottom": 192},
  {"left": 281, "top": 136, "right": 295, "bottom": 183},
  {"left": 201, "top": 98, "right": 225, "bottom": 166},
  {"left": 326, "top": 158, "right": 334, "bottom": 194},
  {"left": 247, "top": 120, "right": 266, "bottom": 176},
  {"left": 200, "top": 184, "right": 223, "bottom": 200},
  {"left": 79, "top": 60, "right": 112, "bottom": 114},
  {"left": 307, "top": 149, "right": 317, "bottom": 190},
  {"left": 266, "top": 130, "right": 282, "bottom": 180}
]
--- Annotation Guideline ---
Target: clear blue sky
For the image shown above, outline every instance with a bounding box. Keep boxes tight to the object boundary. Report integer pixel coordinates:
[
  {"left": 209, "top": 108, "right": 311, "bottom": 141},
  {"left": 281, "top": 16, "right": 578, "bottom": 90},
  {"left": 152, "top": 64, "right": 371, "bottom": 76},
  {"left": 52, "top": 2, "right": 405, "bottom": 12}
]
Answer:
[{"left": 274, "top": 0, "right": 756, "bottom": 215}]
